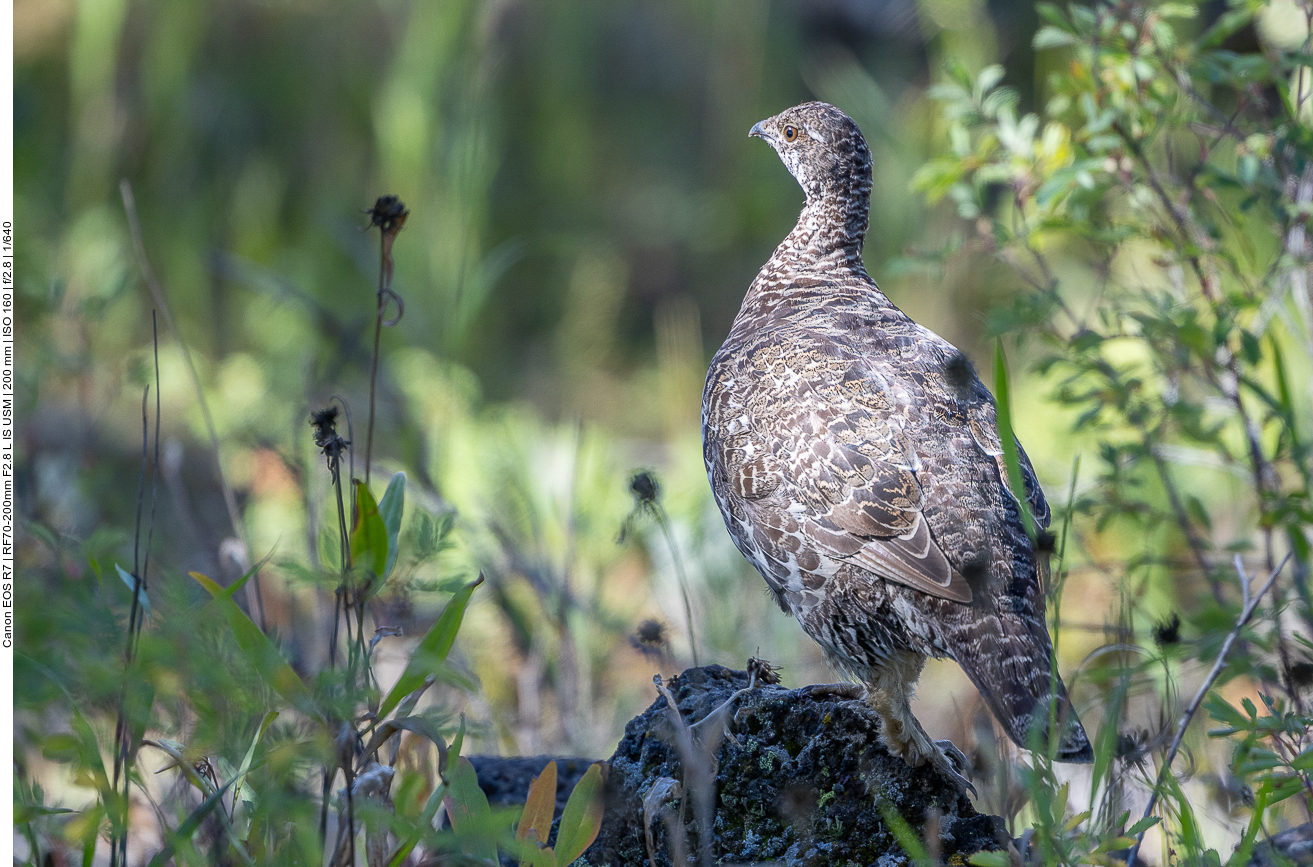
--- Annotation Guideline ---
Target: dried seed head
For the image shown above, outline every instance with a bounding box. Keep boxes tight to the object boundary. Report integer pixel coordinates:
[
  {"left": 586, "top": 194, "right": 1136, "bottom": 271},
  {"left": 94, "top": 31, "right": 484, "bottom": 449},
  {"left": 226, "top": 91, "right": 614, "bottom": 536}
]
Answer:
[
  {"left": 630, "top": 619, "right": 669, "bottom": 660},
  {"left": 747, "top": 656, "right": 782, "bottom": 685},
  {"left": 629, "top": 470, "right": 660, "bottom": 505},
  {"left": 366, "top": 195, "right": 409, "bottom": 234},
  {"left": 1153, "top": 613, "right": 1181, "bottom": 647},
  {"left": 311, "top": 406, "right": 350, "bottom": 466}
]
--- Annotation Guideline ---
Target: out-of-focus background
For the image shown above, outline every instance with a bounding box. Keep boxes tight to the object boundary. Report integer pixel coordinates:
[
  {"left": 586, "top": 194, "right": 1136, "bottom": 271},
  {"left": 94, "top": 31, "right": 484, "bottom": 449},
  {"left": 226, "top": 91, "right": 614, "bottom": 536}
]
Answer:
[
  {"left": 17, "top": 0, "right": 1313, "bottom": 859},
  {"left": 18, "top": 0, "right": 1063, "bottom": 752}
]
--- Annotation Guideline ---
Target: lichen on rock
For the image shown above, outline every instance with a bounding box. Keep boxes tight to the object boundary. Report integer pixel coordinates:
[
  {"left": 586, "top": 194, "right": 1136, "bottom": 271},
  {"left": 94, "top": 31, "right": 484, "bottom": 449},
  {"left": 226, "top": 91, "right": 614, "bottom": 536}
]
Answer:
[{"left": 580, "top": 664, "right": 1008, "bottom": 866}]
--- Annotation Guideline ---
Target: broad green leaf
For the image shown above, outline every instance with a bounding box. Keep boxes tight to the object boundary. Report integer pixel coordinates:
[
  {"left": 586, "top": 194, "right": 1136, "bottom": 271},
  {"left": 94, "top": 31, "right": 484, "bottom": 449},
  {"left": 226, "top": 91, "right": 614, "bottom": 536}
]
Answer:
[
  {"left": 516, "top": 760, "right": 558, "bottom": 846},
  {"left": 443, "top": 757, "right": 497, "bottom": 862},
  {"left": 993, "top": 342, "right": 1037, "bottom": 542},
  {"left": 351, "top": 480, "right": 388, "bottom": 578},
  {"left": 377, "top": 576, "right": 483, "bottom": 720},
  {"left": 553, "top": 762, "right": 605, "bottom": 866},
  {"left": 969, "top": 852, "right": 1010, "bottom": 867},
  {"left": 114, "top": 564, "right": 151, "bottom": 619},
  {"left": 378, "top": 472, "right": 406, "bottom": 579},
  {"left": 190, "top": 572, "right": 320, "bottom": 721}
]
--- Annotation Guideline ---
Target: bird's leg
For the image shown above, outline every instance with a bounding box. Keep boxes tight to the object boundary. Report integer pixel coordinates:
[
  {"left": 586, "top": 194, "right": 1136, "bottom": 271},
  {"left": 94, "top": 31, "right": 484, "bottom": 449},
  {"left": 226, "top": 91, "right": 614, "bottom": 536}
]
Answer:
[{"left": 866, "top": 651, "right": 976, "bottom": 796}]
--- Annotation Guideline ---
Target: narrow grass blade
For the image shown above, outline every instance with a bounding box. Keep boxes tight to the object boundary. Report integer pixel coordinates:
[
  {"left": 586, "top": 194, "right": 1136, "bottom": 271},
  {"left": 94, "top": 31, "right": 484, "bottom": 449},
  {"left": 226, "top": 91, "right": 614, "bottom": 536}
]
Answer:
[
  {"left": 377, "top": 576, "right": 483, "bottom": 720},
  {"left": 385, "top": 781, "right": 446, "bottom": 867},
  {"left": 993, "top": 340, "right": 1037, "bottom": 542},
  {"left": 145, "top": 780, "right": 238, "bottom": 867},
  {"left": 231, "top": 711, "right": 278, "bottom": 813}
]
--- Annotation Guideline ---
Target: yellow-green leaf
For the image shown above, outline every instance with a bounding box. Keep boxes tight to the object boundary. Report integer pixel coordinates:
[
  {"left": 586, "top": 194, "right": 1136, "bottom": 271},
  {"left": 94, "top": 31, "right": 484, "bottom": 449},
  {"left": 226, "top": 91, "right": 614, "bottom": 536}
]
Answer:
[
  {"left": 517, "top": 760, "right": 558, "bottom": 845},
  {"left": 554, "top": 762, "right": 605, "bottom": 866},
  {"left": 351, "top": 480, "right": 388, "bottom": 578}
]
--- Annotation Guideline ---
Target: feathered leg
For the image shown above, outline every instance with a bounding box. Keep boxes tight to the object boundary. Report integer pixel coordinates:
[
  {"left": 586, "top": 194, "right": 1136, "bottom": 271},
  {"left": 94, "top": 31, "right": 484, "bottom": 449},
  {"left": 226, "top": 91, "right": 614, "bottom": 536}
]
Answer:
[{"left": 865, "top": 650, "right": 976, "bottom": 795}]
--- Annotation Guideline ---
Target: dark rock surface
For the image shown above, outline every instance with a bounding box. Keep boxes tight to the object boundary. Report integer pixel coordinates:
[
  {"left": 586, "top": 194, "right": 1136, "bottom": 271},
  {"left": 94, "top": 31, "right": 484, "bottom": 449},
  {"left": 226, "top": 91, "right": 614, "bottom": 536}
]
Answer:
[
  {"left": 468, "top": 755, "right": 597, "bottom": 813},
  {"left": 583, "top": 664, "right": 1007, "bottom": 866}
]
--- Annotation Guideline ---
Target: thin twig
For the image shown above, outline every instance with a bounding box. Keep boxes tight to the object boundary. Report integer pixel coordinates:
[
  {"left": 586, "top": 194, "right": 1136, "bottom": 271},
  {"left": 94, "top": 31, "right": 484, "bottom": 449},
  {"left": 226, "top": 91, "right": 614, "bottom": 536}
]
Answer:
[
  {"left": 1126, "top": 552, "right": 1293, "bottom": 867},
  {"left": 119, "top": 180, "right": 266, "bottom": 629}
]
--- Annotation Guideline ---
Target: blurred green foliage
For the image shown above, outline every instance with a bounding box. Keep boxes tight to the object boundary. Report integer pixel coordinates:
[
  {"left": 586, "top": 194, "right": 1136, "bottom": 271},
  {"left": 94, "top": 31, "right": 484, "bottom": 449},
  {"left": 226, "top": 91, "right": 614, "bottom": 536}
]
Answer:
[{"left": 15, "top": 0, "right": 1313, "bottom": 863}]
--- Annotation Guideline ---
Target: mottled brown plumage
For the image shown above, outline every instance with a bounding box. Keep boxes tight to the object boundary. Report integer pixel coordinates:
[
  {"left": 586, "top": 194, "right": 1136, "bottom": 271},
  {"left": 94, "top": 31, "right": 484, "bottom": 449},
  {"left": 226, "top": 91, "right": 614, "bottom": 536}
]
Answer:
[{"left": 702, "top": 102, "right": 1092, "bottom": 785}]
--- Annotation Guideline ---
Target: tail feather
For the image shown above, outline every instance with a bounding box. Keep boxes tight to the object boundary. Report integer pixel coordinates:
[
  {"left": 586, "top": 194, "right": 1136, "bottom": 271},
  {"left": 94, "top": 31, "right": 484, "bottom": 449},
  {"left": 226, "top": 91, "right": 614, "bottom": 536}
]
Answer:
[{"left": 951, "top": 626, "right": 1093, "bottom": 763}]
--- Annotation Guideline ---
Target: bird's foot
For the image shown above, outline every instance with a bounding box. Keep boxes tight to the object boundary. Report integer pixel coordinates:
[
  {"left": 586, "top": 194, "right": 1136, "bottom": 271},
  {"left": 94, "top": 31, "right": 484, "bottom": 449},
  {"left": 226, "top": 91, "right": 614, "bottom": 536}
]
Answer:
[
  {"left": 885, "top": 722, "right": 977, "bottom": 797},
  {"left": 801, "top": 682, "right": 867, "bottom": 702},
  {"left": 907, "top": 738, "right": 975, "bottom": 798}
]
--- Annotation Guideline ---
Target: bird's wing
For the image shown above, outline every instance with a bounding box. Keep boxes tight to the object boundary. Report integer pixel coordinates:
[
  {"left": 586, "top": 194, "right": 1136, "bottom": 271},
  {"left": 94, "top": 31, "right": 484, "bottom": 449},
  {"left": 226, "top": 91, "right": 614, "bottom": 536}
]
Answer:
[{"left": 724, "top": 326, "right": 976, "bottom": 604}]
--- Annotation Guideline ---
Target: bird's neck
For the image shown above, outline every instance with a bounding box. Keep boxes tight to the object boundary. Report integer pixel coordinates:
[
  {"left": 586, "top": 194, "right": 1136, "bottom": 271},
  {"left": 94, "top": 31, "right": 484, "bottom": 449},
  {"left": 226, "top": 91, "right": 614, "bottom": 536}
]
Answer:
[{"left": 770, "top": 182, "right": 871, "bottom": 273}]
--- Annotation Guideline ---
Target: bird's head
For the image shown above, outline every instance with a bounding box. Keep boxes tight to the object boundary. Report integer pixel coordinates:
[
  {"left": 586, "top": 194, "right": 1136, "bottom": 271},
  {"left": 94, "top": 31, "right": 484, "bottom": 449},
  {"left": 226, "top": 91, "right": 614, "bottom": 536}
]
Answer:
[{"left": 749, "top": 102, "right": 872, "bottom": 203}]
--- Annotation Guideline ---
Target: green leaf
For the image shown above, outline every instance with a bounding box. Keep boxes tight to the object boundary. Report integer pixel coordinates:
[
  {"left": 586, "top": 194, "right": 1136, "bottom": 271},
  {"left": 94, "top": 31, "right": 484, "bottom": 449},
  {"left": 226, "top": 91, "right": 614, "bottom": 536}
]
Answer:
[
  {"left": 147, "top": 780, "right": 243, "bottom": 867},
  {"left": 386, "top": 780, "right": 447, "bottom": 867},
  {"left": 378, "top": 472, "right": 406, "bottom": 579},
  {"left": 1034, "top": 25, "right": 1077, "bottom": 50},
  {"left": 554, "top": 762, "right": 606, "bottom": 866},
  {"left": 114, "top": 564, "right": 151, "bottom": 619},
  {"left": 351, "top": 480, "right": 388, "bottom": 578},
  {"left": 1127, "top": 815, "right": 1161, "bottom": 836},
  {"left": 993, "top": 342, "right": 1037, "bottom": 542},
  {"left": 377, "top": 576, "right": 483, "bottom": 720},
  {"left": 443, "top": 757, "right": 497, "bottom": 863},
  {"left": 232, "top": 711, "right": 278, "bottom": 811},
  {"left": 190, "top": 572, "right": 320, "bottom": 721},
  {"left": 969, "top": 852, "right": 1010, "bottom": 867},
  {"left": 1158, "top": 3, "right": 1197, "bottom": 19}
]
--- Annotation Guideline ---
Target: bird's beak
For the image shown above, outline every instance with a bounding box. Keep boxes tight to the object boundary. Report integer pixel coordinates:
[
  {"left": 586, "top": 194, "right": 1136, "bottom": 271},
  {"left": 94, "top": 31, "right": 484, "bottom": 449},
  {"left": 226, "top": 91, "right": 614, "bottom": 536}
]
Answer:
[{"left": 749, "top": 120, "right": 771, "bottom": 142}]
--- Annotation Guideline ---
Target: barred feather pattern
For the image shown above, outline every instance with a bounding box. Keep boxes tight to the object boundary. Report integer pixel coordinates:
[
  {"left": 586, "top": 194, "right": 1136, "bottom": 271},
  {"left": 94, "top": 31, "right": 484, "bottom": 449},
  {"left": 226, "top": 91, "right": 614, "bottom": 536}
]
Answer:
[{"left": 703, "top": 102, "right": 1092, "bottom": 762}]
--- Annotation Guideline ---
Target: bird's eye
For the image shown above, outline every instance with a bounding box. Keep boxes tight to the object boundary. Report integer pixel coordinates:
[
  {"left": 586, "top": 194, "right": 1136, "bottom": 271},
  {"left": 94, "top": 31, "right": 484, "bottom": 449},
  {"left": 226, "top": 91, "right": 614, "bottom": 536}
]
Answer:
[{"left": 782, "top": 125, "right": 798, "bottom": 142}]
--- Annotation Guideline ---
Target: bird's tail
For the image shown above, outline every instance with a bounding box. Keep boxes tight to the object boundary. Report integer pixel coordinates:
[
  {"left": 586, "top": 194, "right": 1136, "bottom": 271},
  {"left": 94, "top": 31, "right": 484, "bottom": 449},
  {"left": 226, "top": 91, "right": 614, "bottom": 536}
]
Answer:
[{"left": 951, "top": 626, "right": 1093, "bottom": 763}]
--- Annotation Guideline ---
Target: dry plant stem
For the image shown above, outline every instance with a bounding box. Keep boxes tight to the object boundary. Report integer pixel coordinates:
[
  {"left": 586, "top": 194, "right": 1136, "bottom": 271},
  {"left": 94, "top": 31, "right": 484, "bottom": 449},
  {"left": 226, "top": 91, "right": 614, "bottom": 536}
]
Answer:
[
  {"left": 364, "top": 228, "right": 385, "bottom": 489},
  {"left": 1125, "top": 553, "right": 1293, "bottom": 867},
  {"left": 653, "top": 508, "right": 699, "bottom": 668},
  {"left": 652, "top": 676, "right": 715, "bottom": 867},
  {"left": 119, "top": 180, "right": 266, "bottom": 630},
  {"left": 112, "top": 327, "right": 161, "bottom": 867},
  {"left": 650, "top": 671, "right": 765, "bottom": 867}
]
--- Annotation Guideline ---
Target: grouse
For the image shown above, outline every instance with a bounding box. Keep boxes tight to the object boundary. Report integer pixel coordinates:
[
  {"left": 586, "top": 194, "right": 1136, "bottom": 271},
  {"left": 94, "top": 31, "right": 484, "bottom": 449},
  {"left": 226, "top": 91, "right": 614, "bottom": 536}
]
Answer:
[{"left": 702, "top": 102, "right": 1093, "bottom": 789}]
